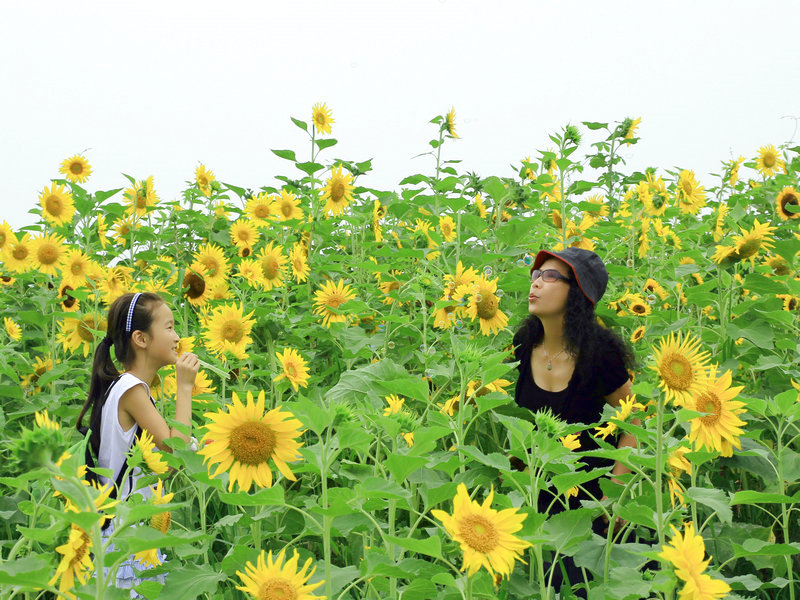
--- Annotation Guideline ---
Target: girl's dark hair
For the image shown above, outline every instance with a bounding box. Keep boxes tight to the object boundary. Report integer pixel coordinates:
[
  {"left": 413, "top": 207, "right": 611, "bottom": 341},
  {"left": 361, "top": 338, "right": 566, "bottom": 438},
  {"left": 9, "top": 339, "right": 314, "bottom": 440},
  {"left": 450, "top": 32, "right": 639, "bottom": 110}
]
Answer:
[
  {"left": 514, "top": 267, "right": 635, "bottom": 399},
  {"left": 76, "top": 292, "right": 164, "bottom": 454}
]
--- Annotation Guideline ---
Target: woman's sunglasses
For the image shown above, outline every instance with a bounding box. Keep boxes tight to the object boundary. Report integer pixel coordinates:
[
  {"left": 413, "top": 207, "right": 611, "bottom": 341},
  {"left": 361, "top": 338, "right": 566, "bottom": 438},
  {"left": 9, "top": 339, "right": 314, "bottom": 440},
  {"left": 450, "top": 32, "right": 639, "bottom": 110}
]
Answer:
[{"left": 530, "top": 269, "right": 571, "bottom": 283}]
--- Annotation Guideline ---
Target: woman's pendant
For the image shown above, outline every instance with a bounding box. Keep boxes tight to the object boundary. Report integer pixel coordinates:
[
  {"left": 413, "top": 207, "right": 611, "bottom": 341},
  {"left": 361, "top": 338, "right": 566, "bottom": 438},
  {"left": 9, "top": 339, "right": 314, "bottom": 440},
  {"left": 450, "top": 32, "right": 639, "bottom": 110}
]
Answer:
[{"left": 547, "top": 359, "right": 552, "bottom": 371}]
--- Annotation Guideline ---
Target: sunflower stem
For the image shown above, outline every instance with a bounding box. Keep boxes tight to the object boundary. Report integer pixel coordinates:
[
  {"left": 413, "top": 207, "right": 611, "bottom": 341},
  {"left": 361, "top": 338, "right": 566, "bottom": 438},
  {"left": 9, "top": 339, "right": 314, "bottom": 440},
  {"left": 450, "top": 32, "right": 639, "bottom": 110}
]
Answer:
[{"left": 654, "top": 391, "right": 667, "bottom": 564}]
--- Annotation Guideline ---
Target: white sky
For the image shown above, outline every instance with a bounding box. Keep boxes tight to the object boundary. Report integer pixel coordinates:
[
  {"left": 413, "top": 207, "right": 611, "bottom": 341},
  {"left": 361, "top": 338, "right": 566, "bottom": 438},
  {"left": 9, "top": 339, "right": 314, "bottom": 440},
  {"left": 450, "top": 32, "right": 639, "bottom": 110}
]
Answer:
[{"left": 2, "top": 1, "right": 799, "bottom": 229}]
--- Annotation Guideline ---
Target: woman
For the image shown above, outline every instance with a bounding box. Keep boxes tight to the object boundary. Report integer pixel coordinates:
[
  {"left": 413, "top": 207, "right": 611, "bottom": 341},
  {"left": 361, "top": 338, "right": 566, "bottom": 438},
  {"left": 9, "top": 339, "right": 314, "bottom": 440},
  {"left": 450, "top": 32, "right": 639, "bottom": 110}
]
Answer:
[{"left": 512, "top": 247, "right": 637, "bottom": 596}]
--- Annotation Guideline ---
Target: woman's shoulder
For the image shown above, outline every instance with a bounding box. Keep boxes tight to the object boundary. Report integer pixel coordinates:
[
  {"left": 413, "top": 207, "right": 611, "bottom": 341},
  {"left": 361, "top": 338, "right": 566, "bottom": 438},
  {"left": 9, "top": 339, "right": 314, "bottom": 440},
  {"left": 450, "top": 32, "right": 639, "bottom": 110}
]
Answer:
[{"left": 110, "top": 372, "right": 151, "bottom": 401}]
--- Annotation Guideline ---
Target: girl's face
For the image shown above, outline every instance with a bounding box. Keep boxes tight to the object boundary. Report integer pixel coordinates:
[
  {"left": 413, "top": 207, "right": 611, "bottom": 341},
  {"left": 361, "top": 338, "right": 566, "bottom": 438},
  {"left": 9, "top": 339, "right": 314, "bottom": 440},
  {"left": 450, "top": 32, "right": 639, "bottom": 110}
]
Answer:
[
  {"left": 143, "top": 302, "right": 180, "bottom": 366},
  {"left": 528, "top": 258, "right": 572, "bottom": 317}
]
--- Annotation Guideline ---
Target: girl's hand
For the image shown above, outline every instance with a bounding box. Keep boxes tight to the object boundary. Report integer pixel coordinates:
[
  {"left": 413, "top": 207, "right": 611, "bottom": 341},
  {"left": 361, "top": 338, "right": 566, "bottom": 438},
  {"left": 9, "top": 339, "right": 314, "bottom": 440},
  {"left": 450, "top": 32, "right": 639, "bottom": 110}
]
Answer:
[{"left": 176, "top": 352, "right": 200, "bottom": 390}]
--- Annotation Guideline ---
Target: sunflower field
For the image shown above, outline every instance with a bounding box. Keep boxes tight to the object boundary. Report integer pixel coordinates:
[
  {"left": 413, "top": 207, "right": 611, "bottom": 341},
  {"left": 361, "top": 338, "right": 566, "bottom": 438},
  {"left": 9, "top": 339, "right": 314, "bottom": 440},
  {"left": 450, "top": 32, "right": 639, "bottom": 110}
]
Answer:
[{"left": 0, "top": 106, "right": 799, "bottom": 600}]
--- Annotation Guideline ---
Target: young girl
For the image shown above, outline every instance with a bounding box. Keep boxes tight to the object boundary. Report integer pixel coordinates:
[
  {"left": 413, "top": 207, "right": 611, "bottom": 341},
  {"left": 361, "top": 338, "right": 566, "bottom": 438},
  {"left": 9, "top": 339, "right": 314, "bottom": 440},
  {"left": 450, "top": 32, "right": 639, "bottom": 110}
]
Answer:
[{"left": 76, "top": 291, "right": 199, "bottom": 593}]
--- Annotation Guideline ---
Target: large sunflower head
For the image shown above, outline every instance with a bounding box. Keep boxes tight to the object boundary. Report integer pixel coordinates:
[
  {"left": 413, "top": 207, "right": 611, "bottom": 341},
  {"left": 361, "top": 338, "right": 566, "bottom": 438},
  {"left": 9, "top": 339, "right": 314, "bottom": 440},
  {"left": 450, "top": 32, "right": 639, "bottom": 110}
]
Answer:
[
  {"left": 193, "top": 243, "right": 229, "bottom": 284},
  {"left": 195, "top": 164, "right": 216, "bottom": 197},
  {"left": 776, "top": 187, "right": 799, "bottom": 221},
  {"left": 30, "top": 233, "right": 67, "bottom": 276},
  {"left": 39, "top": 183, "right": 76, "bottom": 226},
  {"left": 755, "top": 144, "right": 785, "bottom": 177},
  {"left": 3, "top": 233, "right": 32, "bottom": 273},
  {"left": 60, "top": 248, "right": 95, "bottom": 288},
  {"left": 49, "top": 524, "right": 93, "bottom": 594},
  {"left": 245, "top": 193, "right": 276, "bottom": 226},
  {"left": 313, "top": 279, "right": 356, "bottom": 327},
  {"left": 276, "top": 188, "right": 304, "bottom": 221},
  {"left": 676, "top": 170, "right": 706, "bottom": 215},
  {"left": 431, "top": 483, "right": 531, "bottom": 580},
  {"left": 465, "top": 276, "right": 508, "bottom": 336},
  {"left": 183, "top": 263, "right": 212, "bottom": 306},
  {"left": 688, "top": 368, "right": 747, "bottom": 457},
  {"left": 321, "top": 166, "right": 355, "bottom": 217},
  {"left": 289, "top": 243, "right": 310, "bottom": 284},
  {"left": 59, "top": 313, "right": 107, "bottom": 357},
  {"left": 273, "top": 348, "right": 310, "bottom": 392},
  {"left": 201, "top": 303, "right": 256, "bottom": 360},
  {"left": 199, "top": 390, "right": 304, "bottom": 492},
  {"left": 255, "top": 243, "right": 287, "bottom": 291},
  {"left": 312, "top": 102, "right": 334, "bottom": 135},
  {"left": 732, "top": 218, "right": 777, "bottom": 265},
  {"left": 236, "top": 547, "right": 324, "bottom": 600},
  {"left": 58, "top": 154, "right": 92, "bottom": 184},
  {"left": 651, "top": 331, "right": 714, "bottom": 407},
  {"left": 230, "top": 219, "right": 260, "bottom": 254}
]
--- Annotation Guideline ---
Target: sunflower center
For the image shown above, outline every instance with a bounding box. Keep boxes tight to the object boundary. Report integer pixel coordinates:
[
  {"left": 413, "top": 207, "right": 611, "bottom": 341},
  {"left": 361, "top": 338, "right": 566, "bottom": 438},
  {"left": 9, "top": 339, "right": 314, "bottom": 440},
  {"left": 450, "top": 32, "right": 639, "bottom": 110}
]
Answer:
[
  {"left": 460, "top": 514, "right": 499, "bottom": 553},
  {"left": 229, "top": 421, "right": 276, "bottom": 465},
  {"left": 386, "top": 282, "right": 400, "bottom": 293},
  {"left": 69, "top": 530, "right": 92, "bottom": 569},
  {"left": 331, "top": 182, "right": 346, "bottom": 202},
  {"left": 254, "top": 204, "right": 270, "bottom": 218},
  {"left": 150, "top": 511, "right": 171, "bottom": 534},
  {"left": 788, "top": 298, "right": 798, "bottom": 311},
  {"left": 260, "top": 577, "right": 297, "bottom": 600},
  {"left": 61, "top": 285, "right": 77, "bottom": 308},
  {"left": 198, "top": 176, "right": 209, "bottom": 187},
  {"left": 221, "top": 319, "right": 244, "bottom": 343},
  {"left": 324, "top": 292, "right": 345, "bottom": 309},
  {"left": 659, "top": 353, "right": 694, "bottom": 390},
  {"left": 696, "top": 392, "right": 721, "bottom": 425},
  {"left": 136, "top": 190, "right": 148, "bottom": 209},
  {"left": 632, "top": 303, "right": 647, "bottom": 314},
  {"left": 476, "top": 294, "right": 498, "bottom": 320},
  {"left": 763, "top": 152, "right": 776, "bottom": 168},
  {"left": 38, "top": 245, "right": 58, "bottom": 265},
  {"left": 286, "top": 363, "right": 298, "bottom": 377},
  {"left": 78, "top": 317, "right": 97, "bottom": 343},
  {"left": 780, "top": 193, "right": 798, "bottom": 216},
  {"left": 262, "top": 256, "right": 280, "bottom": 280},
  {"left": 184, "top": 272, "right": 206, "bottom": 298},
  {"left": 45, "top": 195, "right": 63, "bottom": 215},
  {"left": 70, "top": 162, "right": 83, "bottom": 175},
  {"left": 241, "top": 247, "right": 251, "bottom": 258},
  {"left": 281, "top": 202, "right": 294, "bottom": 217},
  {"left": 293, "top": 256, "right": 305, "bottom": 272},
  {"left": 681, "top": 180, "right": 693, "bottom": 195},
  {"left": 12, "top": 245, "right": 28, "bottom": 260}
]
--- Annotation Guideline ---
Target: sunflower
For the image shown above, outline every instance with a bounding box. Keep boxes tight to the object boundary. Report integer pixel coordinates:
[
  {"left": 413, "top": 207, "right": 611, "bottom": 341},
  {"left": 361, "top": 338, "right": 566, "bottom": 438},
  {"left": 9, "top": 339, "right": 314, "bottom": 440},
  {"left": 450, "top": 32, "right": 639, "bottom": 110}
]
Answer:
[
  {"left": 379, "top": 270, "right": 404, "bottom": 305},
  {"left": 627, "top": 293, "right": 652, "bottom": 316},
  {"left": 59, "top": 313, "right": 107, "bottom": 357},
  {"left": 49, "top": 524, "right": 93, "bottom": 595},
  {"left": 755, "top": 144, "right": 785, "bottom": 177},
  {"left": 0, "top": 221, "right": 15, "bottom": 253},
  {"left": 99, "top": 266, "right": 133, "bottom": 305},
  {"left": 57, "top": 154, "right": 92, "bottom": 184},
  {"left": 445, "top": 107, "right": 458, "bottom": 138},
  {"left": 732, "top": 218, "right": 777, "bottom": 265},
  {"left": 4, "top": 317, "right": 21, "bottom": 341},
  {"left": 713, "top": 203, "right": 729, "bottom": 242},
  {"left": 255, "top": 243, "right": 287, "bottom": 291},
  {"left": 237, "top": 547, "right": 324, "bottom": 600},
  {"left": 433, "top": 296, "right": 459, "bottom": 330},
  {"left": 29, "top": 233, "right": 66, "bottom": 276},
  {"left": 474, "top": 193, "right": 488, "bottom": 219},
  {"left": 124, "top": 175, "right": 158, "bottom": 217},
  {"left": 34, "top": 409, "right": 60, "bottom": 430},
  {"left": 199, "top": 390, "right": 304, "bottom": 492},
  {"left": 133, "top": 479, "right": 174, "bottom": 568},
  {"left": 313, "top": 279, "right": 356, "bottom": 327},
  {"left": 444, "top": 261, "right": 478, "bottom": 291},
  {"left": 237, "top": 258, "right": 266, "bottom": 288},
  {"left": 202, "top": 303, "right": 256, "bottom": 360},
  {"left": 275, "top": 188, "right": 304, "bottom": 221},
  {"left": 289, "top": 243, "right": 310, "bottom": 283},
  {"left": 560, "top": 433, "right": 581, "bottom": 451},
  {"left": 312, "top": 102, "right": 334, "bottom": 135},
  {"left": 3, "top": 233, "right": 33, "bottom": 273},
  {"left": 676, "top": 170, "right": 706, "bottom": 215},
  {"left": 466, "top": 378, "right": 511, "bottom": 398},
  {"left": 195, "top": 164, "right": 215, "bottom": 197},
  {"left": 688, "top": 368, "right": 746, "bottom": 457},
  {"left": 641, "top": 173, "right": 670, "bottom": 217},
  {"left": 60, "top": 248, "right": 94, "bottom": 288},
  {"left": 651, "top": 332, "right": 713, "bottom": 407},
  {"left": 273, "top": 348, "right": 310, "bottom": 392},
  {"left": 373, "top": 199, "right": 386, "bottom": 242},
  {"left": 111, "top": 215, "right": 136, "bottom": 246},
  {"left": 321, "top": 165, "right": 355, "bottom": 217},
  {"left": 134, "top": 431, "right": 169, "bottom": 475},
  {"left": 192, "top": 243, "right": 228, "bottom": 285},
  {"left": 383, "top": 394, "right": 405, "bottom": 416},
  {"left": 439, "top": 215, "right": 456, "bottom": 242},
  {"left": 465, "top": 276, "right": 508, "bottom": 336},
  {"left": 245, "top": 193, "right": 276, "bottom": 226},
  {"left": 180, "top": 263, "right": 210, "bottom": 306},
  {"left": 727, "top": 156, "right": 745, "bottom": 185},
  {"left": 764, "top": 255, "right": 791, "bottom": 276},
  {"left": 96, "top": 215, "right": 110, "bottom": 249},
  {"left": 21, "top": 355, "right": 53, "bottom": 388},
  {"left": 711, "top": 244, "right": 737, "bottom": 265},
  {"left": 431, "top": 483, "right": 531, "bottom": 580},
  {"left": 776, "top": 187, "right": 799, "bottom": 221},
  {"left": 631, "top": 325, "right": 646, "bottom": 343},
  {"left": 230, "top": 219, "right": 260, "bottom": 256},
  {"left": 777, "top": 294, "right": 799, "bottom": 312},
  {"left": 594, "top": 395, "right": 639, "bottom": 440},
  {"left": 622, "top": 116, "right": 641, "bottom": 140},
  {"left": 0, "top": 274, "right": 14, "bottom": 285},
  {"left": 39, "top": 182, "right": 76, "bottom": 226},
  {"left": 659, "top": 522, "right": 730, "bottom": 599}
]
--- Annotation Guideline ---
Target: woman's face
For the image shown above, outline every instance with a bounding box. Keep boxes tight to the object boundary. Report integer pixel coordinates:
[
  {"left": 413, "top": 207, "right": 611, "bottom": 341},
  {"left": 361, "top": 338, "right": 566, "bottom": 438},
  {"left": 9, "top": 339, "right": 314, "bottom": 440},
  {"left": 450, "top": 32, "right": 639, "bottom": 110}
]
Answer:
[{"left": 528, "top": 257, "right": 572, "bottom": 317}]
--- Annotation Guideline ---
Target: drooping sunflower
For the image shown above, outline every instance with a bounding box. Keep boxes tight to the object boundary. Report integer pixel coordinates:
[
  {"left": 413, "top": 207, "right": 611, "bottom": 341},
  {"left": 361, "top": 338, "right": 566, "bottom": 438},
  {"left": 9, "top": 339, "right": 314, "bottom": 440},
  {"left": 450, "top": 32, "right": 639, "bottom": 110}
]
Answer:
[
  {"left": 560, "top": 433, "right": 581, "bottom": 451},
  {"left": 676, "top": 170, "right": 706, "bottom": 215},
  {"left": 230, "top": 219, "right": 260, "bottom": 257},
  {"left": 732, "top": 218, "right": 777, "bottom": 265},
  {"left": 275, "top": 188, "right": 304, "bottom": 221},
  {"left": 199, "top": 390, "right": 304, "bottom": 492},
  {"left": 651, "top": 332, "right": 713, "bottom": 407},
  {"left": 39, "top": 182, "right": 76, "bottom": 226},
  {"left": 312, "top": 102, "right": 334, "bottom": 135},
  {"left": 321, "top": 165, "right": 355, "bottom": 217},
  {"left": 124, "top": 175, "right": 158, "bottom": 217},
  {"left": 465, "top": 276, "right": 508, "bottom": 336},
  {"left": 313, "top": 279, "right": 356, "bottom": 327},
  {"left": 3, "top": 233, "right": 32, "bottom": 273},
  {"left": 202, "top": 303, "right": 256, "bottom": 360},
  {"left": 29, "top": 233, "right": 67, "bottom": 276},
  {"left": 273, "top": 348, "right": 310, "bottom": 392},
  {"left": 622, "top": 116, "right": 641, "bottom": 141},
  {"left": 60, "top": 248, "right": 94, "bottom": 288},
  {"left": 431, "top": 483, "right": 531, "bottom": 580},
  {"left": 59, "top": 313, "right": 107, "bottom": 357},
  {"left": 594, "top": 395, "right": 639, "bottom": 440},
  {"left": 764, "top": 255, "right": 791, "bottom": 276},
  {"left": 132, "top": 479, "right": 174, "bottom": 567},
  {"left": 659, "top": 522, "right": 730, "bottom": 599},
  {"left": 439, "top": 214, "right": 457, "bottom": 242},
  {"left": 134, "top": 431, "right": 169, "bottom": 475},
  {"left": 755, "top": 144, "right": 785, "bottom": 177},
  {"left": 775, "top": 187, "right": 799, "bottom": 221},
  {"left": 688, "top": 368, "right": 746, "bottom": 457},
  {"left": 713, "top": 203, "right": 729, "bottom": 242},
  {"left": 236, "top": 547, "right": 325, "bottom": 600},
  {"left": 96, "top": 215, "right": 110, "bottom": 249},
  {"left": 49, "top": 524, "right": 93, "bottom": 596},
  {"left": 445, "top": 107, "right": 459, "bottom": 138},
  {"left": 289, "top": 243, "right": 310, "bottom": 283},
  {"left": 4, "top": 317, "right": 21, "bottom": 341},
  {"left": 183, "top": 263, "right": 212, "bottom": 306},
  {"left": 195, "top": 164, "right": 215, "bottom": 197},
  {"left": 193, "top": 243, "right": 229, "bottom": 284},
  {"left": 631, "top": 325, "right": 646, "bottom": 343},
  {"left": 255, "top": 243, "right": 287, "bottom": 291},
  {"left": 245, "top": 192, "right": 276, "bottom": 226}
]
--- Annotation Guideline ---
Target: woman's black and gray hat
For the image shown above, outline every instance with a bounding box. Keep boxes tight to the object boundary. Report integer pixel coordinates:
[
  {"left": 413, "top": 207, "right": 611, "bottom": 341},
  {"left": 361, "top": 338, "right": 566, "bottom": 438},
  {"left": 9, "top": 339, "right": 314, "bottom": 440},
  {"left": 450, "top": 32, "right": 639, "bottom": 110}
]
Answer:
[{"left": 531, "top": 247, "right": 608, "bottom": 306}]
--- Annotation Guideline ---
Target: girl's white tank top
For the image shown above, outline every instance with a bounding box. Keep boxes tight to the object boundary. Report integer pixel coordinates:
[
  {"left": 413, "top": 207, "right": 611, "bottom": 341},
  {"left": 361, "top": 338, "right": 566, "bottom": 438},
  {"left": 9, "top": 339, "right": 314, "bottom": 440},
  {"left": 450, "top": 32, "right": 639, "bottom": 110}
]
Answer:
[{"left": 97, "top": 372, "right": 153, "bottom": 501}]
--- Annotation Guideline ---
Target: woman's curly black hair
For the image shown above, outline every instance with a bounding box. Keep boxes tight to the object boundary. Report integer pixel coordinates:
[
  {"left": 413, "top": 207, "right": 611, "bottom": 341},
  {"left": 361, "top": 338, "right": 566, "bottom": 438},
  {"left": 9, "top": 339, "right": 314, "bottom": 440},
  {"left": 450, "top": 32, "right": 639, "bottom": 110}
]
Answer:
[{"left": 513, "top": 268, "right": 635, "bottom": 400}]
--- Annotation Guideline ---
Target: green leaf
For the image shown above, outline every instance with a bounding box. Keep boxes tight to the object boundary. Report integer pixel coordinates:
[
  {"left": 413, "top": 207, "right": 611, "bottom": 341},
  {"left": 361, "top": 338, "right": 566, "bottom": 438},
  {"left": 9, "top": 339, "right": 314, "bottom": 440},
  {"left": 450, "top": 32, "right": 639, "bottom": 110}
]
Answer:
[
  {"left": 291, "top": 117, "right": 308, "bottom": 131},
  {"left": 457, "top": 445, "right": 508, "bottom": 471},
  {"left": 315, "top": 138, "right": 338, "bottom": 151},
  {"left": 582, "top": 121, "right": 608, "bottom": 130},
  {"left": 218, "top": 485, "right": 285, "bottom": 507},
  {"left": 541, "top": 509, "right": 594, "bottom": 554},
  {"left": 0, "top": 555, "right": 51, "bottom": 586},
  {"left": 271, "top": 149, "right": 297, "bottom": 162},
  {"left": 355, "top": 477, "right": 411, "bottom": 502},
  {"left": 154, "top": 563, "right": 227, "bottom": 600},
  {"left": 551, "top": 467, "right": 610, "bottom": 496},
  {"left": 685, "top": 487, "right": 732, "bottom": 525},
  {"left": 385, "top": 454, "right": 428, "bottom": 484},
  {"left": 733, "top": 539, "right": 800, "bottom": 557},
  {"left": 385, "top": 534, "right": 442, "bottom": 559},
  {"left": 296, "top": 161, "right": 324, "bottom": 176},
  {"left": 483, "top": 176, "right": 508, "bottom": 202}
]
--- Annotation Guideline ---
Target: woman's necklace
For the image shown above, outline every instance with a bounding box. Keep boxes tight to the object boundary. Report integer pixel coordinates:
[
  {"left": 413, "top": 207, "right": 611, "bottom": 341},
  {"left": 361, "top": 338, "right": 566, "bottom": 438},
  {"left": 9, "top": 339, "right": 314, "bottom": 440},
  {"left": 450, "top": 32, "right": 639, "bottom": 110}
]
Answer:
[{"left": 541, "top": 346, "right": 568, "bottom": 371}]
